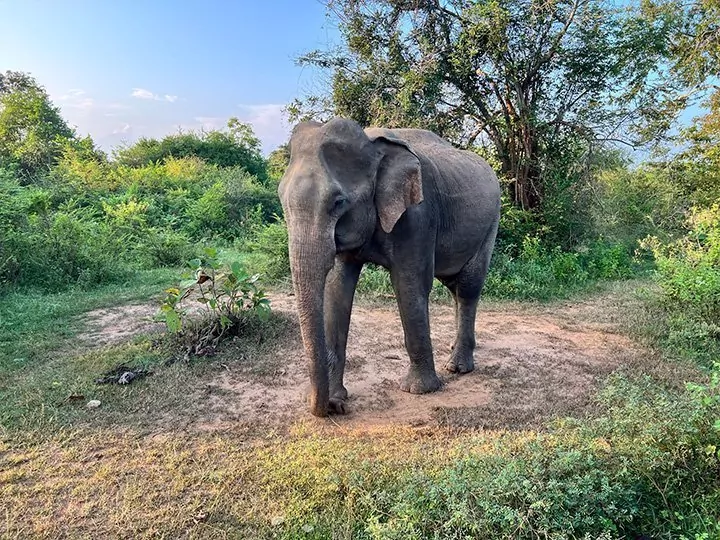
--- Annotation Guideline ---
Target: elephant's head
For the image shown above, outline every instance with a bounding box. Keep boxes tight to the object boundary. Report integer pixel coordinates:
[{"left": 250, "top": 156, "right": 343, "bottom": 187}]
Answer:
[{"left": 277, "top": 117, "right": 424, "bottom": 417}]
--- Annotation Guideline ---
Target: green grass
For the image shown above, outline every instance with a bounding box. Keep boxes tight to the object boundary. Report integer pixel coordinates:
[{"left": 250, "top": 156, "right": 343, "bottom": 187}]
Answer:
[
  {"left": 0, "top": 267, "right": 177, "bottom": 375},
  {"left": 1, "top": 266, "right": 719, "bottom": 539},
  {"left": 1, "top": 369, "right": 718, "bottom": 539}
]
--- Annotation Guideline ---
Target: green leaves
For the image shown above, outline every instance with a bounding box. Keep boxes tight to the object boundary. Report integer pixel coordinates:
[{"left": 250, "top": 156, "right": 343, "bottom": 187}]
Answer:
[{"left": 157, "top": 251, "right": 272, "bottom": 342}]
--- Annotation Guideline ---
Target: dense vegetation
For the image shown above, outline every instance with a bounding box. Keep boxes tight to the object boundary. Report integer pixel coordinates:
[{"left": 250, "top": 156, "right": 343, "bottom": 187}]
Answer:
[{"left": 1, "top": 0, "right": 719, "bottom": 534}]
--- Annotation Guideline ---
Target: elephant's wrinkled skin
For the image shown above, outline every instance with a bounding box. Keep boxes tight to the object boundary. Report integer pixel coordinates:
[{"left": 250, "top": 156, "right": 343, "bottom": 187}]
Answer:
[{"left": 278, "top": 118, "right": 501, "bottom": 417}]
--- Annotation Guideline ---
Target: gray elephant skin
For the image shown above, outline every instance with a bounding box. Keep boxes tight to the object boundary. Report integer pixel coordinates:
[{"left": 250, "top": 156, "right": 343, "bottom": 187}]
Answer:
[{"left": 278, "top": 117, "right": 501, "bottom": 417}]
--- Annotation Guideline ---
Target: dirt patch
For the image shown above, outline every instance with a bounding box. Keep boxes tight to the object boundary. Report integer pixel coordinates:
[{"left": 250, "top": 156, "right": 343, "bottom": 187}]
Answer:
[
  {"left": 195, "top": 292, "right": 641, "bottom": 431},
  {"left": 78, "top": 303, "right": 163, "bottom": 347}
]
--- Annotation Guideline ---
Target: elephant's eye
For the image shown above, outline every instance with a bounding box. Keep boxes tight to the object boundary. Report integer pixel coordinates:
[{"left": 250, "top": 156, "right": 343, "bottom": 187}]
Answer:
[{"left": 331, "top": 196, "right": 348, "bottom": 213}]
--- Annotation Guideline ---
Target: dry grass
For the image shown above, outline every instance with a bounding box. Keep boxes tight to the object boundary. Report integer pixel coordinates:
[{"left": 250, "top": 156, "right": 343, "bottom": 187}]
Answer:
[{"left": 1, "top": 279, "right": 716, "bottom": 539}]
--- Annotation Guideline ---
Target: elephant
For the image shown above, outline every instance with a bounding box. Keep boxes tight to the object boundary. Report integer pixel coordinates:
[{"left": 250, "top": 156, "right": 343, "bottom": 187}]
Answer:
[{"left": 277, "top": 117, "right": 501, "bottom": 418}]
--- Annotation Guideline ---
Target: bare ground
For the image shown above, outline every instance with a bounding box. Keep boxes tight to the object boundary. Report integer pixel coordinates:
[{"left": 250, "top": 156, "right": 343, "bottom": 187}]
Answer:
[{"left": 77, "top": 289, "right": 659, "bottom": 432}]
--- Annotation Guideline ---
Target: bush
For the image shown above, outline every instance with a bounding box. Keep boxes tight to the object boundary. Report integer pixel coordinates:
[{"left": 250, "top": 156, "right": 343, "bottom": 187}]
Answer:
[
  {"left": 483, "top": 237, "right": 636, "bottom": 300},
  {"left": 0, "top": 174, "right": 128, "bottom": 290},
  {"left": 641, "top": 204, "right": 720, "bottom": 365},
  {"left": 244, "top": 217, "right": 291, "bottom": 281},
  {"left": 157, "top": 248, "right": 271, "bottom": 358},
  {"left": 113, "top": 118, "right": 268, "bottom": 183}
]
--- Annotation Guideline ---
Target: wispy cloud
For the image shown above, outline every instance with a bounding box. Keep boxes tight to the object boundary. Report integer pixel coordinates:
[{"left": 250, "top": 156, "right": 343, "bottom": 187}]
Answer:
[
  {"left": 131, "top": 88, "right": 155, "bottom": 100},
  {"left": 194, "top": 116, "right": 223, "bottom": 130},
  {"left": 56, "top": 89, "right": 95, "bottom": 110},
  {"left": 131, "top": 88, "right": 178, "bottom": 102},
  {"left": 112, "top": 123, "right": 132, "bottom": 134}
]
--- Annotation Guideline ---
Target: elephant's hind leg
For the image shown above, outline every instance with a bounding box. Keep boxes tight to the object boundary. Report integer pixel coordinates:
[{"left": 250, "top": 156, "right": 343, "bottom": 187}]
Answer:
[{"left": 444, "top": 226, "right": 498, "bottom": 374}]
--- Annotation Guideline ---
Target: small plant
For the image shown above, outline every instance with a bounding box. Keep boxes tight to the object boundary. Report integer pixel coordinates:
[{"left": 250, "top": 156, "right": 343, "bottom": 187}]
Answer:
[{"left": 157, "top": 247, "right": 271, "bottom": 357}]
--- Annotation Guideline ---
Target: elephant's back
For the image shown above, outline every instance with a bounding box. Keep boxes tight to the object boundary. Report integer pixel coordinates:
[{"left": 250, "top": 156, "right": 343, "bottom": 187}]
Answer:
[{"left": 369, "top": 128, "right": 499, "bottom": 192}]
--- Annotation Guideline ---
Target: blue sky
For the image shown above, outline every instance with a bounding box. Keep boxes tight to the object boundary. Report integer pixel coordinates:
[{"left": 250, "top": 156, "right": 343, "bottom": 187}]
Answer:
[{"left": 0, "top": 1, "right": 340, "bottom": 154}]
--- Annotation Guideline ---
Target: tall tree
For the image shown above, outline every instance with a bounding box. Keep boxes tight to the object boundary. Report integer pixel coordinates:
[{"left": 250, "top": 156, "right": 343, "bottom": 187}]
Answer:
[
  {"left": 290, "top": 0, "right": 680, "bottom": 210},
  {"left": 0, "top": 71, "right": 76, "bottom": 178}
]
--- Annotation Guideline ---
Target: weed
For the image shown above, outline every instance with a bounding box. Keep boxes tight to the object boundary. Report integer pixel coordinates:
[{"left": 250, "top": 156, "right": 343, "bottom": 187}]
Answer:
[{"left": 157, "top": 248, "right": 271, "bottom": 358}]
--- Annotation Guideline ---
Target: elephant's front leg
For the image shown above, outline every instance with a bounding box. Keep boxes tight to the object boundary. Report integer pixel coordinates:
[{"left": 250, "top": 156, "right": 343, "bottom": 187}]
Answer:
[
  {"left": 390, "top": 267, "right": 442, "bottom": 394},
  {"left": 324, "top": 257, "right": 362, "bottom": 412}
]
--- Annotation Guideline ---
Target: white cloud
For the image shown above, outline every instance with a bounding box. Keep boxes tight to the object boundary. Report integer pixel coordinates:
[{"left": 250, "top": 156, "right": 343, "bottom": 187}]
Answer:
[
  {"left": 131, "top": 88, "right": 156, "bottom": 100},
  {"left": 193, "top": 116, "right": 223, "bottom": 130},
  {"left": 56, "top": 89, "right": 95, "bottom": 110},
  {"left": 112, "top": 123, "right": 132, "bottom": 134},
  {"left": 58, "top": 89, "right": 85, "bottom": 100},
  {"left": 131, "top": 88, "right": 178, "bottom": 102}
]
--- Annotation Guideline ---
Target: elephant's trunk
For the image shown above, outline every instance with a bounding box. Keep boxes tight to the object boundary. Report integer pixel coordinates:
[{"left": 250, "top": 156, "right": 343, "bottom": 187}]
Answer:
[{"left": 288, "top": 231, "right": 335, "bottom": 417}]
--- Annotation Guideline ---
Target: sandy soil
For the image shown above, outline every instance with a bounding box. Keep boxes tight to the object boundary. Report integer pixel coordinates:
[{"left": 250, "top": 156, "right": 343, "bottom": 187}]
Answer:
[
  {"left": 193, "top": 292, "right": 640, "bottom": 431},
  {"left": 78, "top": 303, "right": 164, "bottom": 347},
  {"left": 76, "top": 290, "right": 647, "bottom": 431}
]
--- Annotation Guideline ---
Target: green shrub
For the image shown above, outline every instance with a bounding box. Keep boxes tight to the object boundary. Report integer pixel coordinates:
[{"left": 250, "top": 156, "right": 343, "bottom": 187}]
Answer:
[
  {"left": 640, "top": 204, "right": 720, "bottom": 365},
  {"left": 644, "top": 204, "right": 720, "bottom": 322},
  {"left": 484, "top": 237, "right": 629, "bottom": 300},
  {"left": 593, "top": 164, "right": 688, "bottom": 246},
  {"left": 244, "top": 216, "right": 291, "bottom": 281},
  {"left": 0, "top": 174, "right": 128, "bottom": 291},
  {"left": 157, "top": 248, "right": 271, "bottom": 357}
]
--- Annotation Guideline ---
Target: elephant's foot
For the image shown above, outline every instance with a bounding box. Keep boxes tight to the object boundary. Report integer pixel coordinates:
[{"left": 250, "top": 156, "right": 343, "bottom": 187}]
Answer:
[
  {"left": 330, "top": 384, "right": 348, "bottom": 401},
  {"left": 445, "top": 348, "right": 475, "bottom": 374},
  {"left": 328, "top": 385, "right": 349, "bottom": 415},
  {"left": 304, "top": 385, "right": 349, "bottom": 416},
  {"left": 400, "top": 366, "right": 442, "bottom": 394},
  {"left": 328, "top": 397, "right": 347, "bottom": 415}
]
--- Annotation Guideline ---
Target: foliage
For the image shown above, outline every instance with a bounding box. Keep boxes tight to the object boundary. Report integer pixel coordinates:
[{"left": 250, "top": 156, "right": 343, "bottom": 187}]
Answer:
[
  {"left": 292, "top": 0, "right": 682, "bottom": 211},
  {"left": 592, "top": 163, "right": 688, "bottom": 248},
  {"left": 157, "top": 248, "right": 271, "bottom": 358},
  {"left": 267, "top": 142, "right": 290, "bottom": 180},
  {"left": 0, "top": 71, "right": 78, "bottom": 178},
  {"left": 113, "top": 117, "right": 268, "bottom": 183},
  {"left": 641, "top": 204, "right": 720, "bottom": 366},
  {"left": 0, "top": 151, "right": 282, "bottom": 292},
  {"left": 243, "top": 216, "right": 291, "bottom": 282},
  {"left": 484, "top": 237, "right": 636, "bottom": 300}
]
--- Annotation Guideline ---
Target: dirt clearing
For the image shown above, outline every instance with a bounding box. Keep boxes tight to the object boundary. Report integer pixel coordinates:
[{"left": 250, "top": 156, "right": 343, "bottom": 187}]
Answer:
[{"left": 184, "top": 291, "right": 644, "bottom": 432}]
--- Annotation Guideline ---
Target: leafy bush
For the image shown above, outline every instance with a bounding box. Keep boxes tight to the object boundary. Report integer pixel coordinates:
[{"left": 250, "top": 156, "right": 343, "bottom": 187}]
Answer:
[
  {"left": 113, "top": 117, "right": 268, "bottom": 183},
  {"left": 647, "top": 204, "right": 720, "bottom": 316},
  {"left": 255, "top": 368, "right": 720, "bottom": 539},
  {"left": 243, "top": 216, "right": 291, "bottom": 281},
  {"left": 157, "top": 248, "right": 271, "bottom": 357},
  {"left": 484, "top": 237, "right": 635, "bottom": 300},
  {"left": 641, "top": 204, "right": 720, "bottom": 365},
  {"left": 0, "top": 175, "right": 128, "bottom": 290},
  {"left": 593, "top": 164, "right": 688, "bottom": 246}
]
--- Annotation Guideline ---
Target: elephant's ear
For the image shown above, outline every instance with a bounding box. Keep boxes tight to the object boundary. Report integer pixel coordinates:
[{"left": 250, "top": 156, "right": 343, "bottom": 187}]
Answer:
[{"left": 370, "top": 135, "right": 424, "bottom": 234}]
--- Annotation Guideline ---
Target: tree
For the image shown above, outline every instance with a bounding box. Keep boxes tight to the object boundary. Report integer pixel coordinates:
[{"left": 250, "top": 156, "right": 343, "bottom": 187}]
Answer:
[
  {"left": 266, "top": 143, "right": 290, "bottom": 180},
  {"left": 290, "top": 0, "right": 680, "bottom": 211},
  {"left": 114, "top": 117, "right": 268, "bottom": 182},
  {"left": 0, "top": 71, "right": 77, "bottom": 178}
]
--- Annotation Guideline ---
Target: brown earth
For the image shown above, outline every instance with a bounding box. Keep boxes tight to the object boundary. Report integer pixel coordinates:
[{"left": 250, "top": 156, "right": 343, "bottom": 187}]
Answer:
[
  {"left": 198, "top": 293, "right": 642, "bottom": 431},
  {"left": 78, "top": 289, "right": 654, "bottom": 432}
]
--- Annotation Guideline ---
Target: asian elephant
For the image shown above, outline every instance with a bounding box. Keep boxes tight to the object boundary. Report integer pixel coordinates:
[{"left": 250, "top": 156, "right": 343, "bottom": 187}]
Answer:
[{"left": 278, "top": 117, "right": 501, "bottom": 418}]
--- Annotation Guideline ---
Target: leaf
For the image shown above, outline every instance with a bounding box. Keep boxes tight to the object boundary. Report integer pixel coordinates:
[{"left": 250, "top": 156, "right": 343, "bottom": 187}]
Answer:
[
  {"left": 220, "top": 314, "right": 232, "bottom": 328},
  {"left": 231, "top": 261, "right": 244, "bottom": 277},
  {"left": 165, "top": 310, "right": 182, "bottom": 333},
  {"left": 203, "top": 247, "right": 218, "bottom": 258}
]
